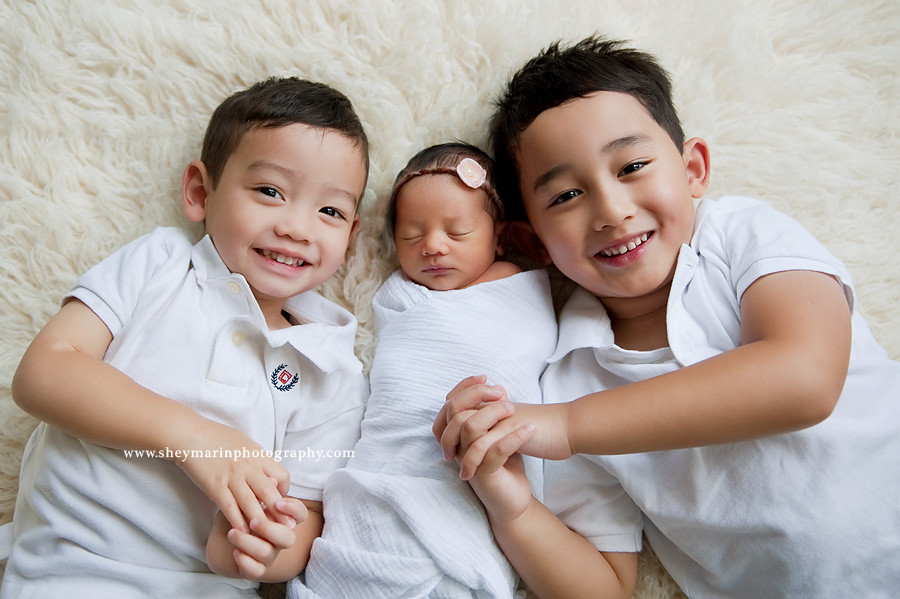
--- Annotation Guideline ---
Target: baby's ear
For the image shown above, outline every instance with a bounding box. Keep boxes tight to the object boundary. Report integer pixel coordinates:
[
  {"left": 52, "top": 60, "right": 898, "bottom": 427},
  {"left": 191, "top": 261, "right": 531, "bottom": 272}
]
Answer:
[
  {"left": 181, "top": 160, "right": 212, "bottom": 223},
  {"left": 507, "top": 221, "right": 552, "bottom": 265}
]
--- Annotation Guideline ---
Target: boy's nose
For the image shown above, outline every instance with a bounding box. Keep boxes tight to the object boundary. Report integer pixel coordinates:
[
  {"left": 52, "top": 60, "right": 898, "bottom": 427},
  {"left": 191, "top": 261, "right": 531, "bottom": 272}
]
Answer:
[
  {"left": 592, "top": 190, "right": 637, "bottom": 230},
  {"left": 274, "top": 209, "right": 312, "bottom": 242}
]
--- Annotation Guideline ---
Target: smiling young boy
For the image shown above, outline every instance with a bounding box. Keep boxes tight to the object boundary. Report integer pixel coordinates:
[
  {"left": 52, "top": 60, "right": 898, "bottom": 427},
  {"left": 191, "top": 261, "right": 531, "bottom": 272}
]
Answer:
[
  {"left": 2, "top": 77, "right": 369, "bottom": 598},
  {"left": 434, "top": 37, "right": 900, "bottom": 598}
]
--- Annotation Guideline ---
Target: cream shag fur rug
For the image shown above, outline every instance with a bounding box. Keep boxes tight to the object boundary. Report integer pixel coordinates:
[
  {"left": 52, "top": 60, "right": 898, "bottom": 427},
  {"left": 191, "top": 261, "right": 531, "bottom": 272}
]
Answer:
[{"left": 1, "top": 1, "right": 898, "bottom": 597}]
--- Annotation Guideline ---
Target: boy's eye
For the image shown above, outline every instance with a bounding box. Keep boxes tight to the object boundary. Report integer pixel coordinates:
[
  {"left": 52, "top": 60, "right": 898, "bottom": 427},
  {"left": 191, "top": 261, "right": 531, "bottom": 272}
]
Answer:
[
  {"left": 448, "top": 231, "right": 471, "bottom": 239},
  {"left": 620, "top": 161, "right": 647, "bottom": 176},
  {"left": 399, "top": 235, "right": 423, "bottom": 243},
  {"left": 550, "top": 189, "right": 582, "bottom": 207},
  {"left": 320, "top": 206, "right": 346, "bottom": 220},
  {"left": 256, "top": 186, "right": 282, "bottom": 200}
]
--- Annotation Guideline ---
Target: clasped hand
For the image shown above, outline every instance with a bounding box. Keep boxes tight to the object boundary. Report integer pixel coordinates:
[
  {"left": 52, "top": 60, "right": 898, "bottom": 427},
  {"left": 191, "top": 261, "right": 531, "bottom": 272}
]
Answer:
[
  {"left": 432, "top": 375, "right": 573, "bottom": 521},
  {"left": 172, "top": 418, "right": 310, "bottom": 579}
]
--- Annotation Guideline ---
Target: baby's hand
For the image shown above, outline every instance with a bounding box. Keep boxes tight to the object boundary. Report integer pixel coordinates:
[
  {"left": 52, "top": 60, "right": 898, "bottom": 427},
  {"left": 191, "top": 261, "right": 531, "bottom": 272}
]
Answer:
[
  {"left": 226, "top": 498, "right": 308, "bottom": 581},
  {"left": 434, "top": 375, "right": 574, "bottom": 479},
  {"left": 172, "top": 419, "right": 291, "bottom": 532}
]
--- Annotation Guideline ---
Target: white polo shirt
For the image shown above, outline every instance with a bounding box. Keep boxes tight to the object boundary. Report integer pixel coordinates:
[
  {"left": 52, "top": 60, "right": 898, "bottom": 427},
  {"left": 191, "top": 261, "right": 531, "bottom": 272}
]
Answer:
[
  {"left": 542, "top": 196, "right": 900, "bottom": 598},
  {"left": 2, "top": 227, "right": 367, "bottom": 599}
]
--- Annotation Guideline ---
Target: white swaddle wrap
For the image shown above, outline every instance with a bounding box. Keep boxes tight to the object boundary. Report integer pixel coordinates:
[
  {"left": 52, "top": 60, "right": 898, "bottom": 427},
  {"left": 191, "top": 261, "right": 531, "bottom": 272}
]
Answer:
[{"left": 290, "top": 269, "right": 557, "bottom": 599}]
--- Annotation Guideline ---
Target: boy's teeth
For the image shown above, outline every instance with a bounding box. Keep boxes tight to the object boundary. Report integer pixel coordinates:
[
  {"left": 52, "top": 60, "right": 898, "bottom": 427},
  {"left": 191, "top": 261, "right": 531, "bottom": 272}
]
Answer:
[
  {"left": 262, "top": 249, "right": 304, "bottom": 266},
  {"left": 601, "top": 233, "right": 649, "bottom": 257}
]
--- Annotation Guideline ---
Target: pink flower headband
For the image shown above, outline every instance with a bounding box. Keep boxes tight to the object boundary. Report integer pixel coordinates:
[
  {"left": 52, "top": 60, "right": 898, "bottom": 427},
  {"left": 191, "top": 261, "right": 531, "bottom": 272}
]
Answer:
[{"left": 390, "top": 157, "right": 503, "bottom": 219}]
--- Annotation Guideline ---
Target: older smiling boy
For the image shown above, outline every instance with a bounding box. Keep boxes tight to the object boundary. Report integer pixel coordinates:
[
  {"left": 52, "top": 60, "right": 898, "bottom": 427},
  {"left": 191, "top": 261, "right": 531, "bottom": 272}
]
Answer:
[{"left": 435, "top": 37, "right": 900, "bottom": 599}]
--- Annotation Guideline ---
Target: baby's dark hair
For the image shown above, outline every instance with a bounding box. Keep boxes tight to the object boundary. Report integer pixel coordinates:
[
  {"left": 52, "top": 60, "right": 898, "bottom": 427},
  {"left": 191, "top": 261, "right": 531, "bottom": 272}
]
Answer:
[
  {"left": 201, "top": 76, "right": 369, "bottom": 191},
  {"left": 490, "top": 35, "right": 684, "bottom": 220},
  {"left": 387, "top": 142, "right": 502, "bottom": 234}
]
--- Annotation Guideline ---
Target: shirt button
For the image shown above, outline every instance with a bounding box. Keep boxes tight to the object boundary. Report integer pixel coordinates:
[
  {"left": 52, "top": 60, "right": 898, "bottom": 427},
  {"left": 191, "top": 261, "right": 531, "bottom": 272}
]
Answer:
[
  {"left": 227, "top": 281, "right": 240, "bottom": 294},
  {"left": 232, "top": 332, "right": 245, "bottom": 346}
]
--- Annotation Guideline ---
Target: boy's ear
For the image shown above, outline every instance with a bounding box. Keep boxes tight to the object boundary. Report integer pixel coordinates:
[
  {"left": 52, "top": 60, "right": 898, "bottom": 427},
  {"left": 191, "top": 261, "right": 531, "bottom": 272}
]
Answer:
[
  {"left": 182, "top": 160, "right": 212, "bottom": 223},
  {"left": 348, "top": 215, "right": 361, "bottom": 244},
  {"left": 682, "top": 137, "right": 711, "bottom": 198},
  {"left": 507, "top": 220, "right": 552, "bottom": 265},
  {"left": 494, "top": 221, "right": 508, "bottom": 256},
  {"left": 339, "top": 215, "right": 362, "bottom": 265}
]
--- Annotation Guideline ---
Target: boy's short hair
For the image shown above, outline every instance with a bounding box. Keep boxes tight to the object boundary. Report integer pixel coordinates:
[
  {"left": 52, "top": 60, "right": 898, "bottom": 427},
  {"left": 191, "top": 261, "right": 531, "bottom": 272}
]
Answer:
[
  {"left": 490, "top": 35, "right": 685, "bottom": 220},
  {"left": 201, "top": 76, "right": 369, "bottom": 191},
  {"left": 387, "top": 142, "right": 502, "bottom": 234}
]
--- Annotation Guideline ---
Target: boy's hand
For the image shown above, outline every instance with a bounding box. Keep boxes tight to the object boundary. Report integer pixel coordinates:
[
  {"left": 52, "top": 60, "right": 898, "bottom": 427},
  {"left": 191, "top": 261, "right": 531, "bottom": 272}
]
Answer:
[
  {"left": 226, "top": 497, "right": 308, "bottom": 581},
  {"left": 172, "top": 419, "right": 291, "bottom": 532},
  {"left": 463, "top": 421, "right": 538, "bottom": 524},
  {"left": 433, "top": 375, "right": 510, "bottom": 461},
  {"left": 433, "top": 375, "right": 574, "bottom": 479}
]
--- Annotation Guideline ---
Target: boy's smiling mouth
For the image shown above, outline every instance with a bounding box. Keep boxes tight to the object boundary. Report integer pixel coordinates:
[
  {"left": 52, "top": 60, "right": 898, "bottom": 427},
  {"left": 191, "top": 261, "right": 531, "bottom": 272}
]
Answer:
[
  {"left": 598, "top": 232, "right": 652, "bottom": 258},
  {"left": 258, "top": 248, "right": 308, "bottom": 267}
]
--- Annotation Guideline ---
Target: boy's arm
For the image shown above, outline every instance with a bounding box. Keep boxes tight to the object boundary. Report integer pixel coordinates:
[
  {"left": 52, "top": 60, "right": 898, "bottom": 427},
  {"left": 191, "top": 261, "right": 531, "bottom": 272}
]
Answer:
[
  {"left": 570, "top": 269, "right": 851, "bottom": 453},
  {"left": 462, "top": 420, "right": 637, "bottom": 599},
  {"left": 207, "top": 498, "right": 322, "bottom": 582},
  {"left": 12, "top": 299, "right": 287, "bottom": 531},
  {"left": 440, "top": 269, "right": 852, "bottom": 467}
]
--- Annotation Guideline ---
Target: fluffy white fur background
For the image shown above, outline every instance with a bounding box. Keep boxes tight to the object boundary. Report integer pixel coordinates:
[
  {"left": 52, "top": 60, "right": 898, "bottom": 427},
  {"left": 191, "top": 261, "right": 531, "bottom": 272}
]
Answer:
[{"left": 1, "top": 1, "right": 898, "bottom": 597}]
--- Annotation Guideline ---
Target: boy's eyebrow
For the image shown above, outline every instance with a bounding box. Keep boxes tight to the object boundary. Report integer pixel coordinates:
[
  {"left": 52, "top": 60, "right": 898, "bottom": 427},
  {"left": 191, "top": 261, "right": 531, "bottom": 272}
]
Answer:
[
  {"left": 603, "top": 133, "right": 653, "bottom": 154},
  {"left": 248, "top": 160, "right": 359, "bottom": 204},
  {"left": 532, "top": 133, "right": 654, "bottom": 193}
]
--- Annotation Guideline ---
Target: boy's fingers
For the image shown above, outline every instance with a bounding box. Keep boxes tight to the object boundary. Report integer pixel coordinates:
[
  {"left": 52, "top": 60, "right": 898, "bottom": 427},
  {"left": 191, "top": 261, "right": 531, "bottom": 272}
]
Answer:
[
  {"left": 274, "top": 497, "right": 308, "bottom": 525},
  {"left": 457, "top": 428, "right": 509, "bottom": 481},
  {"left": 211, "top": 491, "right": 248, "bottom": 533},
  {"left": 263, "top": 463, "right": 291, "bottom": 497},
  {"left": 457, "top": 417, "right": 521, "bottom": 480},
  {"left": 439, "top": 400, "right": 515, "bottom": 461},
  {"left": 446, "top": 384, "right": 506, "bottom": 420},
  {"left": 248, "top": 516, "right": 296, "bottom": 550},
  {"left": 233, "top": 481, "right": 269, "bottom": 525},
  {"left": 478, "top": 424, "right": 537, "bottom": 476},
  {"left": 232, "top": 547, "right": 268, "bottom": 580},
  {"left": 444, "top": 374, "right": 488, "bottom": 401},
  {"left": 438, "top": 409, "right": 473, "bottom": 461},
  {"left": 439, "top": 385, "right": 508, "bottom": 456},
  {"left": 246, "top": 473, "right": 290, "bottom": 526},
  {"left": 435, "top": 376, "right": 505, "bottom": 442},
  {"left": 454, "top": 401, "right": 516, "bottom": 453},
  {"left": 228, "top": 525, "right": 290, "bottom": 576},
  {"left": 432, "top": 400, "right": 452, "bottom": 441}
]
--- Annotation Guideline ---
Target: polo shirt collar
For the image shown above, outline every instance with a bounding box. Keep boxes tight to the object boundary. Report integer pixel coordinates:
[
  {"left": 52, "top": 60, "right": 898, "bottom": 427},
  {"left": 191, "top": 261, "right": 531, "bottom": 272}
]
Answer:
[
  {"left": 190, "top": 234, "right": 231, "bottom": 280},
  {"left": 279, "top": 292, "right": 359, "bottom": 375},
  {"left": 547, "top": 286, "right": 616, "bottom": 363},
  {"left": 190, "top": 234, "right": 360, "bottom": 375}
]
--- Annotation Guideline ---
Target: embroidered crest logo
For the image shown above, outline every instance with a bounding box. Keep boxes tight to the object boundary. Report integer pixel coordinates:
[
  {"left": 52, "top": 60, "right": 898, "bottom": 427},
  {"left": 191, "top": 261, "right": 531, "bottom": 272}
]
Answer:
[{"left": 270, "top": 364, "right": 299, "bottom": 392}]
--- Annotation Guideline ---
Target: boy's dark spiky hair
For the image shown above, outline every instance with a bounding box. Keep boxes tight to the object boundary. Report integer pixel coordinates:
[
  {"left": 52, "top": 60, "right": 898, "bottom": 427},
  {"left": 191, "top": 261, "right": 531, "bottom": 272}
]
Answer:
[{"left": 489, "top": 35, "right": 684, "bottom": 220}]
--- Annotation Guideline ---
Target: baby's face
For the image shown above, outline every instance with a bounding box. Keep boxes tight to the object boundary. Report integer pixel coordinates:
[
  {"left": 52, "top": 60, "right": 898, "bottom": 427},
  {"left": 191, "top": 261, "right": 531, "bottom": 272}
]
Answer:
[
  {"left": 393, "top": 174, "right": 501, "bottom": 291},
  {"left": 515, "top": 91, "right": 701, "bottom": 310}
]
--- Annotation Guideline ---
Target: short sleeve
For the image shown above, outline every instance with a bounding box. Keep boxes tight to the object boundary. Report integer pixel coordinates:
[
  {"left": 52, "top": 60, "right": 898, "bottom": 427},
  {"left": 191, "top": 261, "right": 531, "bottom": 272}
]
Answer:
[
  {"left": 65, "top": 227, "right": 195, "bottom": 337},
  {"left": 697, "top": 197, "right": 855, "bottom": 311},
  {"left": 544, "top": 454, "right": 644, "bottom": 553}
]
